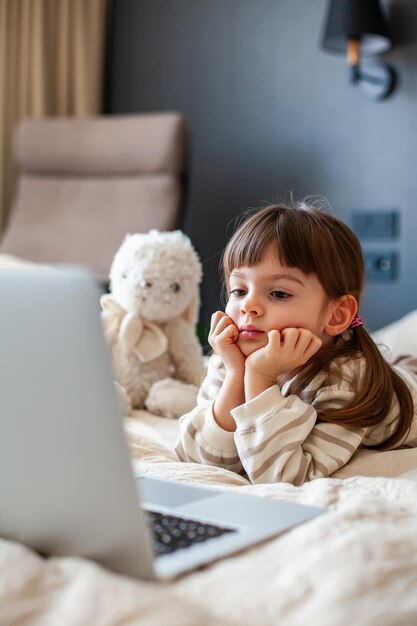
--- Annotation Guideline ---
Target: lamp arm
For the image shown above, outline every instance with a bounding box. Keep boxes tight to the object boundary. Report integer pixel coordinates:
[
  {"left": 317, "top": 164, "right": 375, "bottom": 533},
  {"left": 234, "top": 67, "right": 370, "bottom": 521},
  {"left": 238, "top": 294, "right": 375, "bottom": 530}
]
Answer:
[{"left": 358, "top": 71, "right": 387, "bottom": 86}]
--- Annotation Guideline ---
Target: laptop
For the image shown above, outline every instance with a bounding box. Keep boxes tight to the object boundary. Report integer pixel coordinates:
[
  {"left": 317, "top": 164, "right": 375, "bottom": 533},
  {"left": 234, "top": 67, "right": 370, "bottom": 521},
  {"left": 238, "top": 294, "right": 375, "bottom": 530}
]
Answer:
[{"left": 0, "top": 267, "right": 324, "bottom": 580}]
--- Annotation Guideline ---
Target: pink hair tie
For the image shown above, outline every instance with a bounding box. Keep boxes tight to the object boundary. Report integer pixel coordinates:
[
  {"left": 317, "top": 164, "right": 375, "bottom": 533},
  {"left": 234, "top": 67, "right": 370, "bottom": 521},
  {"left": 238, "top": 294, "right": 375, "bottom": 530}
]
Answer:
[{"left": 349, "top": 315, "right": 363, "bottom": 329}]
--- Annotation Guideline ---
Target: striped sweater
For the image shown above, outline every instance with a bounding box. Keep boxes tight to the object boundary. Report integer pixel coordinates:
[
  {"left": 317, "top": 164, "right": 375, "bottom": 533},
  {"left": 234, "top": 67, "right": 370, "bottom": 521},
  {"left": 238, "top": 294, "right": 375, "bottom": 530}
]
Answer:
[{"left": 175, "top": 353, "right": 417, "bottom": 485}]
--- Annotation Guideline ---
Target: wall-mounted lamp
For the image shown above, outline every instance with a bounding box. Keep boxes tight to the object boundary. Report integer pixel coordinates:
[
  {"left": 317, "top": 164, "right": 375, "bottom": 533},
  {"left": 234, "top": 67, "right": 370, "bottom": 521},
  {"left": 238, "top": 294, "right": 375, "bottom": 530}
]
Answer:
[{"left": 322, "top": 0, "right": 396, "bottom": 101}]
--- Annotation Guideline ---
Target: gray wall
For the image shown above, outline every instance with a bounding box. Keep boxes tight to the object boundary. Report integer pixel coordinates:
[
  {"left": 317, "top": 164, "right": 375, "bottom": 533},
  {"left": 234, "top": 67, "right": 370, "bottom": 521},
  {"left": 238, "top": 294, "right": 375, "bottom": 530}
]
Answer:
[{"left": 106, "top": 0, "right": 417, "bottom": 332}]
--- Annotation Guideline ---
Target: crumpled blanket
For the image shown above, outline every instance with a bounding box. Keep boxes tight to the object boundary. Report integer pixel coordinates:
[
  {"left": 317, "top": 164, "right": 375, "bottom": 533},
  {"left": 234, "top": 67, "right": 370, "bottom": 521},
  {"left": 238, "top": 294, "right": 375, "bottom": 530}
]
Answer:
[{"left": 1, "top": 412, "right": 417, "bottom": 626}]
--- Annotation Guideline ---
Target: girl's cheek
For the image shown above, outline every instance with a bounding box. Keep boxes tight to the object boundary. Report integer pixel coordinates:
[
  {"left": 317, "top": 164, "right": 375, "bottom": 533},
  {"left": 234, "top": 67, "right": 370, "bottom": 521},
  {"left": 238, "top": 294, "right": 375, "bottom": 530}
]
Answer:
[{"left": 225, "top": 301, "right": 235, "bottom": 321}]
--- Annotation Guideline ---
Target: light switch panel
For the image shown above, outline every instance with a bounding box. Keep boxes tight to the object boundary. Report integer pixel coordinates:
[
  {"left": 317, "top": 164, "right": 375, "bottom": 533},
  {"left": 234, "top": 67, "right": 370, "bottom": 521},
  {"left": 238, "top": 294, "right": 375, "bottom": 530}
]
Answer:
[{"left": 352, "top": 210, "right": 399, "bottom": 239}]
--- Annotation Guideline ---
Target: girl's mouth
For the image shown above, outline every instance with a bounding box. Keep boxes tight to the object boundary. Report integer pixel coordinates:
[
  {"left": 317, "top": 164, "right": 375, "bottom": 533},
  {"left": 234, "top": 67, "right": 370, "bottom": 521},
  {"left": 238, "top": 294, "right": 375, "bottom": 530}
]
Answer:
[{"left": 239, "top": 329, "right": 265, "bottom": 339}]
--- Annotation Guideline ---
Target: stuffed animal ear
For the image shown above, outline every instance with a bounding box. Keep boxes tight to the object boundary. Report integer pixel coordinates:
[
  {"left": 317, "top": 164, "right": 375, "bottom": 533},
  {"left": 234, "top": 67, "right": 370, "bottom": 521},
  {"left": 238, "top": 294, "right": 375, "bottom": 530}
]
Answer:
[{"left": 181, "top": 289, "right": 200, "bottom": 327}]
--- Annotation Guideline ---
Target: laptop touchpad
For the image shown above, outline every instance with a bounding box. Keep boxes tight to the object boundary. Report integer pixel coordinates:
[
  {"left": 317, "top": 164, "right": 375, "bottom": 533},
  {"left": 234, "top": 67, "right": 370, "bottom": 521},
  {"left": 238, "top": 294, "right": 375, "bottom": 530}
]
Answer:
[{"left": 136, "top": 476, "right": 219, "bottom": 508}]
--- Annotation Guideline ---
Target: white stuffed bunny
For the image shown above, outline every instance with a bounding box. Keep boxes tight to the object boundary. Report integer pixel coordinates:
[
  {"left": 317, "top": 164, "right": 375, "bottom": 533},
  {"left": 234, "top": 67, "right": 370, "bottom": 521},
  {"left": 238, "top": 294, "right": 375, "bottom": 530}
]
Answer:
[{"left": 101, "top": 230, "right": 204, "bottom": 418}]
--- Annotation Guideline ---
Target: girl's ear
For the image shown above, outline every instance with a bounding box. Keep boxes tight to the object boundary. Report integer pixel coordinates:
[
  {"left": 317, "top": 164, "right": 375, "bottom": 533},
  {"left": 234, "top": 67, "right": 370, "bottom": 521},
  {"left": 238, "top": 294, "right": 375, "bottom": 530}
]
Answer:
[{"left": 325, "top": 295, "right": 358, "bottom": 337}]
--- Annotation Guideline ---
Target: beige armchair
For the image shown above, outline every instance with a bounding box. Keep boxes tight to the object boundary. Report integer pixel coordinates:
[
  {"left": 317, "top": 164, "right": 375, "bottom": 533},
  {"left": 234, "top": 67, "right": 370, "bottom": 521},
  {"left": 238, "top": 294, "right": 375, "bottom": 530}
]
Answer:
[{"left": 0, "top": 113, "right": 187, "bottom": 282}]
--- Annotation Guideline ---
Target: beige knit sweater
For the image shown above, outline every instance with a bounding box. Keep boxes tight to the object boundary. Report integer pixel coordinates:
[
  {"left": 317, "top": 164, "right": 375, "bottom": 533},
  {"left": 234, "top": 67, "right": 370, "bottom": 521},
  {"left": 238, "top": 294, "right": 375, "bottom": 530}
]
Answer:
[{"left": 175, "top": 353, "right": 417, "bottom": 485}]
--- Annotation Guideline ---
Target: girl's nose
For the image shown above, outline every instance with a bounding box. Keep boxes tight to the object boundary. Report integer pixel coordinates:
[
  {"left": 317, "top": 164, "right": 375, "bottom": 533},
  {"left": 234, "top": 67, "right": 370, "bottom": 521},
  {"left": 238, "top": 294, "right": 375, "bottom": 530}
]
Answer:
[{"left": 240, "top": 295, "right": 263, "bottom": 316}]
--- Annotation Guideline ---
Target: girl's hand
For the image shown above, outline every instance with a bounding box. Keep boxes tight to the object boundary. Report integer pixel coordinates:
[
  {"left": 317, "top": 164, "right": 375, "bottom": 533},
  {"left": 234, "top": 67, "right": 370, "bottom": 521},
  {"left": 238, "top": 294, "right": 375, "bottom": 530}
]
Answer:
[
  {"left": 208, "top": 311, "right": 246, "bottom": 373},
  {"left": 245, "top": 327, "right": 322, "bottom": 383}
]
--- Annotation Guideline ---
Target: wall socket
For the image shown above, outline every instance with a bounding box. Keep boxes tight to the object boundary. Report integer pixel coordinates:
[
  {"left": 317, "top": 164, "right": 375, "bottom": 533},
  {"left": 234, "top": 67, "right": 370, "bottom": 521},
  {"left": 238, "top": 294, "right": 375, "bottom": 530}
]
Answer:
[{"left": 364, "top": 251, "right": 397, "bottom": 281}]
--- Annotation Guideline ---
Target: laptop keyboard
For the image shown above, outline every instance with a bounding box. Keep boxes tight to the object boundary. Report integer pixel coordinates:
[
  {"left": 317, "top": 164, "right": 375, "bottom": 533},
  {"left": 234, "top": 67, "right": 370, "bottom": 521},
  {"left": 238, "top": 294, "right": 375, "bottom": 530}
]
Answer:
[{"left": 145, "top": 509, "right": 236, "bottom": 556}]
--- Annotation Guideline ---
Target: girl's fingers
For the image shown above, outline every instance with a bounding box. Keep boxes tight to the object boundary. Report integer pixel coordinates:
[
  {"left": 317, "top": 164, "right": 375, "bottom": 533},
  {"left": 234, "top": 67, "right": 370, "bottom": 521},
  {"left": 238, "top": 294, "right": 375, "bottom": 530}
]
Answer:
[
  {"left": 210, "top": 311, "right": 225, "bottom": 333},
  {"left": 276, "top": 327, "right": 322, "bottom": 362},
  {"left": 304, "top": 335, "right": 322, "bottom": 360},
  {"left": 209, "top": 323, "right": 239, "bottom": 352},
  {"left": 293, "top": 329, "right": 316, "bottom": 353},
  {"left": 218, "top": 324, "right": 239, "bottom": 343},
  {"left": 209, "top": 312, "right": 238, "bottom": 344},
  {"left": 267, "top": 329, "right": 281, "bottom": 349},
  {"left": 280, "top": 327, "right": 299, "bottom": 351},
  {"left": 209, "top": 312, "right": 228, "bottom": 340},
  {"left": 214, "top": 314, "right": 234, "bottom": 336},
  {"left": 292, "top": 331, "right": 321, "bottom": 363}
]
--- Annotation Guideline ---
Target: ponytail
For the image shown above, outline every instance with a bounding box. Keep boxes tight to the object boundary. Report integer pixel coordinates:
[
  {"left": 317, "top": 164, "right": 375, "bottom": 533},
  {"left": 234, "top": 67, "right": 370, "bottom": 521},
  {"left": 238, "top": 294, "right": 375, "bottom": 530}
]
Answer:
[{"left": 289, "top": 328, "right": 413, "bottom": 450}]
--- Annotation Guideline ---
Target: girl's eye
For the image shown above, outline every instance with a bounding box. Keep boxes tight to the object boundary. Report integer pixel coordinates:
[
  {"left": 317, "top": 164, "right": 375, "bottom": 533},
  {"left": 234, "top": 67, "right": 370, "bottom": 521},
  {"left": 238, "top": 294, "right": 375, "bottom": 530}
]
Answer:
[
  {"left": 230, "top": 289, "right": 246, "bottom": 297},
  {"left": 271, "top": 291, "right": 290, "bottom": 300},
  {"left": 170, "top": 282, "right": 180, "bottom": 293}
]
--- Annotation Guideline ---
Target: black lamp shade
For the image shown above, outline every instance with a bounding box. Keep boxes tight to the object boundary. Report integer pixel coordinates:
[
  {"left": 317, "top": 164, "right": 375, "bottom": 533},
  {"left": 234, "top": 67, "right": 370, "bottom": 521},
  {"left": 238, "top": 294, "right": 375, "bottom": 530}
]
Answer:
[{"left": 322, "top": 0, "right": 392, "bottom": 56}]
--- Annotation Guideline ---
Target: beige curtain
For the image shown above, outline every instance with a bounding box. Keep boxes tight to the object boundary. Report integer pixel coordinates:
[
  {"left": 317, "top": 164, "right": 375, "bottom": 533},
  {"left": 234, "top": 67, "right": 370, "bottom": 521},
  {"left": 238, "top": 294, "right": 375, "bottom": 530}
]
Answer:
[{"left": 0, "top": 0, "right": 109, "bottom": 231}]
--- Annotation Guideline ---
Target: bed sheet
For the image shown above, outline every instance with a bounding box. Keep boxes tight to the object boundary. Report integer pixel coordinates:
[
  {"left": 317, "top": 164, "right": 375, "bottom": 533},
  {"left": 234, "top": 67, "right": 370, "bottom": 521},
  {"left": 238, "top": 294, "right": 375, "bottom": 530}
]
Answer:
[{"left": 5, "top": 413, "right": 417, "bottom": 626}]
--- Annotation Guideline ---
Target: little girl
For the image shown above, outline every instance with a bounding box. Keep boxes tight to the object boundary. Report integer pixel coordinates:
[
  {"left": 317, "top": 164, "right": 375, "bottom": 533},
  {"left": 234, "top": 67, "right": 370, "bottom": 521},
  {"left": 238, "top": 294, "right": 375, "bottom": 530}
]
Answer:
[{"left": 175, "top": 200, "right": 417, "bottom": 485}]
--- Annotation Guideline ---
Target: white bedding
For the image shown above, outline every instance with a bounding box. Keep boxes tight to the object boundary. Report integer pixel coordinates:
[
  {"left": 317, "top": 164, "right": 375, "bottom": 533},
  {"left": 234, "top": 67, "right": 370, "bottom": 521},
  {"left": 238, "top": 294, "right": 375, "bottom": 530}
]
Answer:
[{"left": 1, "top": 411, "right": 417, "bottom": 626}]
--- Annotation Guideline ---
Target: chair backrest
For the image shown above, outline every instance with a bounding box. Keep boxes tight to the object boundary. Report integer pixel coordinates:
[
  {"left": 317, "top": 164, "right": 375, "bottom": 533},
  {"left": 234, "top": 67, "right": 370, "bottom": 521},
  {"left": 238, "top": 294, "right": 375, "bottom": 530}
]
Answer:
[{"left": 0, "top": 113, "right": 187, "bottom": 282}]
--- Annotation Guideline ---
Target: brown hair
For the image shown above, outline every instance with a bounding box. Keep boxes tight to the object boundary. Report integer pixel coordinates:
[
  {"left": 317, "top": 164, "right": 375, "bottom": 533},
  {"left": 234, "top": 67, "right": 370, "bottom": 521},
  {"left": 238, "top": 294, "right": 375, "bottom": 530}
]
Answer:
[{"left": 222, "top": 200, "right": 413, "bottom": 450}]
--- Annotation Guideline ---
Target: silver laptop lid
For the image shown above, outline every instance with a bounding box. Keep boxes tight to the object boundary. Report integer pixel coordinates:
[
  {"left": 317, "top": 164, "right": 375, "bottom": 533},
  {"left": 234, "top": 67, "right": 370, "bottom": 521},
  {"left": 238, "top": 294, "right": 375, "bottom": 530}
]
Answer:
[{"left": 0, "top": 268, "right": 157, "bottom": 580}]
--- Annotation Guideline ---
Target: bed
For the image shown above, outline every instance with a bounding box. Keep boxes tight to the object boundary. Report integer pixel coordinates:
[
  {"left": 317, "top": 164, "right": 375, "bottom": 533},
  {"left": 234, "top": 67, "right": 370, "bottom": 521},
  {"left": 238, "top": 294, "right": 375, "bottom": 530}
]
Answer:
[{"left": 1, "top": 256, "right": 417, "bottom": 625}]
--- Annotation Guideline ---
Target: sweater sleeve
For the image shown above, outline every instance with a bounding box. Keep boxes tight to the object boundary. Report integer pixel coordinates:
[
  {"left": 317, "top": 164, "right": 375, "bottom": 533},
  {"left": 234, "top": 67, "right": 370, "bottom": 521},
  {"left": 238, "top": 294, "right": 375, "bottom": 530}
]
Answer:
[
  {"left": 174, "top": 355, "right": 243, "bottom": 473},
  {"left": 231, "top": 379, "right": 366, "bottom": 486}
]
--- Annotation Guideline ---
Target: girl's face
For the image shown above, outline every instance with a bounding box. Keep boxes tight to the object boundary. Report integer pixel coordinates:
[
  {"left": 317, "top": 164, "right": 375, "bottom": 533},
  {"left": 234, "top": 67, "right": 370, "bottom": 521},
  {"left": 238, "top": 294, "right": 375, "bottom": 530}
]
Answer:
[{"left": 225, "top": 242, "right": 335, "bottom": 357}]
